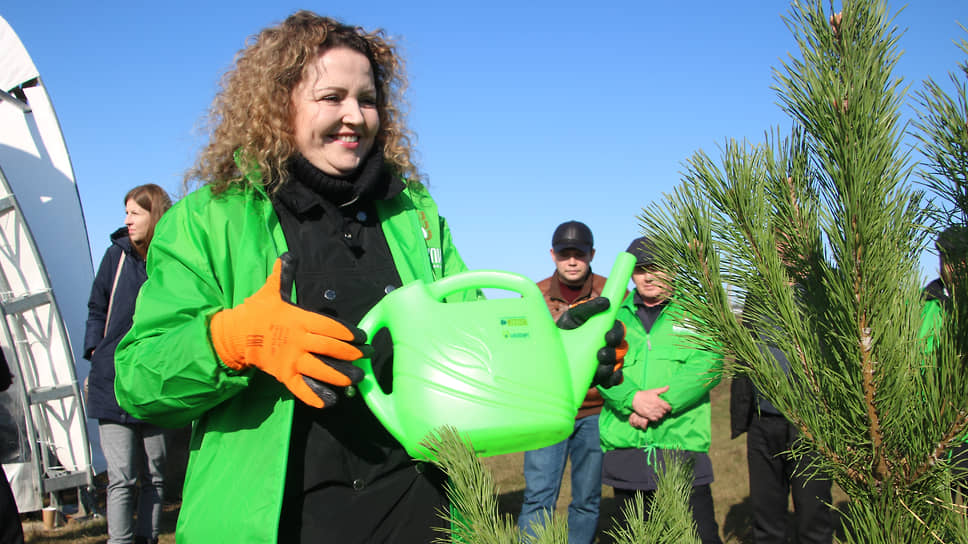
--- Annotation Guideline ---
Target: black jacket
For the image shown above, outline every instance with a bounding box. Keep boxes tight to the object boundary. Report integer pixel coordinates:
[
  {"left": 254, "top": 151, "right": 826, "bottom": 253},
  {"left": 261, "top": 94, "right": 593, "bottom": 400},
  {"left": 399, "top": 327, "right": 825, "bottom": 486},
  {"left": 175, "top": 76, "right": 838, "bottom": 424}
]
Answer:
[
  {"left": 84, "top": 228, "right": 147, "bottom": 423},
  {"left": 730, "top": 297, "right": 791, "bottom": 438},
  {"left": 273, "top": 155, "right": 449, "bottom": 543}
]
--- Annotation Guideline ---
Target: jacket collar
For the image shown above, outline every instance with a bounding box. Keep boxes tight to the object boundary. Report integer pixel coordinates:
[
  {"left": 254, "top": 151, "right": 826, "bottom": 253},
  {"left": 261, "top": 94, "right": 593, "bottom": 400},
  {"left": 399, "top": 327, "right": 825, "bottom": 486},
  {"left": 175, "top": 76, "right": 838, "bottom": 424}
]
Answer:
[
  {"left": 923, "top": 277, "right": 949, "bottom": 303},
  {"left": 109, "top": 227, "right": 140, "bottom": 258},
  {"left": 546, "top": 269, "right": 595, "bottom": 302},
  {"left": 273, "top": 151, "right": 402, "bottom": 217}
]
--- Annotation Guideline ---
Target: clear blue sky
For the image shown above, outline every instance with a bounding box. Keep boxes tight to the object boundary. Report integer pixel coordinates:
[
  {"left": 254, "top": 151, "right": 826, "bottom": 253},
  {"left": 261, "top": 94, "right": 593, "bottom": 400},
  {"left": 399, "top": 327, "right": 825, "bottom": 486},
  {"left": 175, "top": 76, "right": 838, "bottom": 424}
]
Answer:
[{"left": 3, "top": 1, "right": 965, "bottom": 286}]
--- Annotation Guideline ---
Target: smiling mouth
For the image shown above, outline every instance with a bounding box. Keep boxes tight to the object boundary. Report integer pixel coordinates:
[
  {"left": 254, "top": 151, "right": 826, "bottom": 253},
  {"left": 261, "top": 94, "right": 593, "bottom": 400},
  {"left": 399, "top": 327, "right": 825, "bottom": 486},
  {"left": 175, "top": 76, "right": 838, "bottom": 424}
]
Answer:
[{"left": 333, "top": 134, "right": 359, "bottom": 143}]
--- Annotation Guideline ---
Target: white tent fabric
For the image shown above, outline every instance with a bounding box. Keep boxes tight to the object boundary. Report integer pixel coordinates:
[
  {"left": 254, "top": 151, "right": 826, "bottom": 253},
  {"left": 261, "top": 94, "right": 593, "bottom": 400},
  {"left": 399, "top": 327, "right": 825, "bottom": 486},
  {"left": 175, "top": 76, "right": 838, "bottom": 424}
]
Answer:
[
  {"left": 0, "top": 18, "right": 37, "bottom": 93},
  {"left": 0, "top": 15, "right": 97, "bottom": 512}
]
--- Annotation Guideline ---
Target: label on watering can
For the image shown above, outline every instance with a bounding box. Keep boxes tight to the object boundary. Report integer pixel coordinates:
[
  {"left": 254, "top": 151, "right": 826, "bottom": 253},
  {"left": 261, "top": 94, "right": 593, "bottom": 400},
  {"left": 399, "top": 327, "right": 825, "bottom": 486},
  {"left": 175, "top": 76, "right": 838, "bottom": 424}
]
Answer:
[{"left": 500, "top": 317, "right": 531, "bottom": 339}]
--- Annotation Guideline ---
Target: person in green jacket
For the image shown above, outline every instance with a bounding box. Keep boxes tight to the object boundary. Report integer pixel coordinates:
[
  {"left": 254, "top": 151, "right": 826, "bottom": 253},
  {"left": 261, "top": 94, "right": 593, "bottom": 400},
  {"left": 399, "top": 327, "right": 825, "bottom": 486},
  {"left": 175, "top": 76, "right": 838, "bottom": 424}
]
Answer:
[
  {"left": 919, "top": 225, "right": 968, "bottom": 498},
  {"left": 113, "top": 11, "right": 623, "bottom": 544},
  {"left": 599, "top": 236, "right": 723, "bottom": 544},
  {"left": 920, "top": 225, "right": 968, "bottom": 346}
]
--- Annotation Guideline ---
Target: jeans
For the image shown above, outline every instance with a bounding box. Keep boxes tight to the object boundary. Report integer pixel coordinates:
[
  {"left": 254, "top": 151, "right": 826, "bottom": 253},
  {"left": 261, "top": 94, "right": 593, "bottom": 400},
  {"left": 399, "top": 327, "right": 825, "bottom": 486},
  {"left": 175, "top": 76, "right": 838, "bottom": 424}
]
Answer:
[
  {"left": 518, "top": 414, "right": 602, "bottom": 544},
  {"left": 99, "top": 421, "right": 167, "bottom": 544}
]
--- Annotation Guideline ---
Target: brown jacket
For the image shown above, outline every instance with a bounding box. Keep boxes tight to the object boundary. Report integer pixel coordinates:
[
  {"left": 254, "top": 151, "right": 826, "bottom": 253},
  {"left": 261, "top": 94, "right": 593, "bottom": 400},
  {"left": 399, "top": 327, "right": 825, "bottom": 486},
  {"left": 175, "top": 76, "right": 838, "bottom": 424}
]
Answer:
[{"left": 536, "top": 271, "right": 608, "bottom": 419}]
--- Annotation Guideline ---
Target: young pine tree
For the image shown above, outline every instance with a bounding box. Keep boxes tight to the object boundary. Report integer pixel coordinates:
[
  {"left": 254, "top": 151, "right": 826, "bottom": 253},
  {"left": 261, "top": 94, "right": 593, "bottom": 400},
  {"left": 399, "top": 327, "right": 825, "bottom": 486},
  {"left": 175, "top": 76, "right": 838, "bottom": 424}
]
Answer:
[
  {"left": 636, "top": 0, "right": 968, "bottom": 541},
  {"left": 424, "top": 427, "right": 699, "bottom": 543}
]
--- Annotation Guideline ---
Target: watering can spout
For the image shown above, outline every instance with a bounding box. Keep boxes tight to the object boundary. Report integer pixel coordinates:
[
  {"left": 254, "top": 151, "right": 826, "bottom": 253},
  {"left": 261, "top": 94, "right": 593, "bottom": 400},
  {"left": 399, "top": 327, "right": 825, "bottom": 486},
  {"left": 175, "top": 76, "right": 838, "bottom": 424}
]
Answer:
[{"left": 560, "top": 251, "right": 635, "bottom": 407}]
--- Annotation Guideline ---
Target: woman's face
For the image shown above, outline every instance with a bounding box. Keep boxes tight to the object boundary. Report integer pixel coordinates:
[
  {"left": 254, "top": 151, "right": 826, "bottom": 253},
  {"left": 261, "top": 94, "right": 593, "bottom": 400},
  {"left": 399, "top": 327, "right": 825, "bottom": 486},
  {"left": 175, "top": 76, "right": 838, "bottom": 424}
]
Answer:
[
  {"left": 290, "top": 47, "right": 380, "bottom": 176},
  {"left": 124, "top": 199, "right": 151, "bottom": 244}
]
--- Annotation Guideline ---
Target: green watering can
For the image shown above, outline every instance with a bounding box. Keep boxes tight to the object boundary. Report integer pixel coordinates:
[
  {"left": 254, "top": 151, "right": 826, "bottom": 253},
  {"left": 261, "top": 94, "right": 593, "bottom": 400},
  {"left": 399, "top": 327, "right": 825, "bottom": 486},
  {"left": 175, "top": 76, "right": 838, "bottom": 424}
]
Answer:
[{"left": 355, "top": 251, "right": 635, "bottom": 459}]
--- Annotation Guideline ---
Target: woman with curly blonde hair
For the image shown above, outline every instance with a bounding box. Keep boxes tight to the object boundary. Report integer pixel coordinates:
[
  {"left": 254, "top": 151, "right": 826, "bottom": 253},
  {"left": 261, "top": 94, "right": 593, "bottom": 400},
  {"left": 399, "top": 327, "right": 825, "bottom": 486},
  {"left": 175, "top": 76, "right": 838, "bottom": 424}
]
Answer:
[
  {"left": 114, "top": 11, "right": 479, "bottom": 543},
  {"left": 190, "top": 11, "right": 418, "bottom": 192}
]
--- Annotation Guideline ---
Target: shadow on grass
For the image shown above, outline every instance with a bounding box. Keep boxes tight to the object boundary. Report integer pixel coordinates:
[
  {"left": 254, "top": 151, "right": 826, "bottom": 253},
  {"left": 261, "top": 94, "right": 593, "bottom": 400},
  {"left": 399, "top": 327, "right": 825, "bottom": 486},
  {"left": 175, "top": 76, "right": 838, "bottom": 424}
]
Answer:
[
  {"left": 594, "top": 495, "right": 623, "bottom": 543},
  {"left": 496, "top": 488, "right": 525, "bottom": 524},
  {"left": 721, "top": 495, "right": 848, "bottom": 544},
  {"left": 723, "top": 496, "right": 752, "bottom": 543}
]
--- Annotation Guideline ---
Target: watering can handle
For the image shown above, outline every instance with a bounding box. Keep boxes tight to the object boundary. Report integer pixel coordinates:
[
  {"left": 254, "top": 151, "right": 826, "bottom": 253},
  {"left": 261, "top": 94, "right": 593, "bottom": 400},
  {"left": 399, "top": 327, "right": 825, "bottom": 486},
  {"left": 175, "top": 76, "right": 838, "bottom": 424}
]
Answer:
[
  {"left": 600, "top": 252, "right": 636, "bottom": 310},
  {"left": 425, "top": 270, "right": 543, "bottom": 301},
  {"left": 354, "top": 297, "right": 401, "bottom": 433},
  {"left": 559, "top": 251, "right": 636, "bottom": 406}
]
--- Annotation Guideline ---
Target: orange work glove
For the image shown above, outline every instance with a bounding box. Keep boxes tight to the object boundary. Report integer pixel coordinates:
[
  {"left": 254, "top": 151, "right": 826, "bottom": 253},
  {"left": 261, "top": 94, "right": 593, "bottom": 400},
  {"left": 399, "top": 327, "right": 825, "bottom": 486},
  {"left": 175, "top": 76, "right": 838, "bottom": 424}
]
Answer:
[
  {"left": 556, "top": 297, "right": 626, "bottom": 388},
  {"left": 210, "top": 253, "right": 368, "bottom": 408}
]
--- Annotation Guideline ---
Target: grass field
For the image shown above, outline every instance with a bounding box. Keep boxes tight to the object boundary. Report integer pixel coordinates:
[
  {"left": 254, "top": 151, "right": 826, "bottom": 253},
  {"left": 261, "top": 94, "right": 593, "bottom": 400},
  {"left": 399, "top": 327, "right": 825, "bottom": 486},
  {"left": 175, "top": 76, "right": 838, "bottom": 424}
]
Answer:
[{"left": 21, "top": 379, "right": 847, "bottom": 543}]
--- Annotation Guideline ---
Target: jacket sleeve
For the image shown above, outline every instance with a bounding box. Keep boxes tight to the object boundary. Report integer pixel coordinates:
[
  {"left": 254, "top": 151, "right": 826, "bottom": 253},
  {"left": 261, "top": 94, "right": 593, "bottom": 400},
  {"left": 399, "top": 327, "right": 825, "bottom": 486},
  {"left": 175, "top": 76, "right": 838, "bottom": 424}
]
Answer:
[
  {"left": 729, "top": 373, "right": 754, "bottom": 438},
  {"left": 597, "top": 311, "right": 642, "bottom": 416},
  {"left": 114, "top": 199, "right": 254, "bottom": 428},
  {"left": 919, "top": 299, "right": 942, "bottom": 351},
  {"left": 439, "top": 214, "right": 482, "bottom": 302},
  {"left": 84, "top": 246, "right": 120, "bottom": 360}
]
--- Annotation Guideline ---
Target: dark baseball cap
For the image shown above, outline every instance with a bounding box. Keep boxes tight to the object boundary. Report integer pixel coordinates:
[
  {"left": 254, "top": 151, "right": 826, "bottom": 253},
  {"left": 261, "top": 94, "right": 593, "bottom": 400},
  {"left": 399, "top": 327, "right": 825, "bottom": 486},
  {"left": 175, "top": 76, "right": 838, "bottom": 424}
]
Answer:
[
  {"left": 626, "top": 236, "right": 658, "bottom": 267},
  {"left": 552, "top": 221, "right": 594, "bottom": 254},
  {"left": 937, "top": 225, "right": 968, "bottom": 260}
]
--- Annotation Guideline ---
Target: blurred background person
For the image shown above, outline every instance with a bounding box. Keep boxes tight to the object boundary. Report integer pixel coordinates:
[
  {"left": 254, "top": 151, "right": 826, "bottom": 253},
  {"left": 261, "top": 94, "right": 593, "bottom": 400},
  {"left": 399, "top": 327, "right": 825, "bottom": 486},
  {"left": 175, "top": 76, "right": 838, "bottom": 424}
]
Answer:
[
  {"left": 599, "top": 236, "right": 723, "bottom": 544},
  {"left": 920, "top": 225, "right": 968, "bottom": 501},
  {"left": 84, "top": 183, "right": 171, "bottom": 544},
  {"left": 518, "top": 220, "right": 620, "bottom": 544},
  {"left": 0, "top": 349, "right": 23, "bottom": 544}
]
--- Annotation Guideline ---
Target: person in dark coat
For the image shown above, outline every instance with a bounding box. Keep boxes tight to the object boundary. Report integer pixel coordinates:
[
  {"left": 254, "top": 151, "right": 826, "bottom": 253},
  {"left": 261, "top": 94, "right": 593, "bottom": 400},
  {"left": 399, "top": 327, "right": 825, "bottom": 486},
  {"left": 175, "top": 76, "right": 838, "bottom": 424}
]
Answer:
[
  {"left": 730, "top": 288, "right": 833, "bottom": 543},
  {"left": 0, "top": 349, "right": 23, "bottom": 544},
  {"left": 84, "top": 184, "right": 171, "bottom": 544}
]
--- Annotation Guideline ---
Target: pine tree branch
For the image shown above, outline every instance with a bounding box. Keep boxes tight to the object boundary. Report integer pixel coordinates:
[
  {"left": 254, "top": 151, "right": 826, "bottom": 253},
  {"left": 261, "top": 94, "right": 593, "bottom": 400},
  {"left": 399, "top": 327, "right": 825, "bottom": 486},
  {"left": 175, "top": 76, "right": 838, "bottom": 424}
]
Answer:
[
  {"left": 790, "top": 415, "right": 867, "bottom": 486},
  {"left": 641, "top": 2, "right": 968, "bottom": 539},
  {"left": 898, "top": 495, "right": 945, "bottom": 543},
  {"left": 912, "top": 410, "right": 968, "bottom": 483},
  {"left": 860, "top": 317, "right": 889, "bottom": 484},
  {"left": 421, "top": 427, "right": 521, "bottom": 544}
]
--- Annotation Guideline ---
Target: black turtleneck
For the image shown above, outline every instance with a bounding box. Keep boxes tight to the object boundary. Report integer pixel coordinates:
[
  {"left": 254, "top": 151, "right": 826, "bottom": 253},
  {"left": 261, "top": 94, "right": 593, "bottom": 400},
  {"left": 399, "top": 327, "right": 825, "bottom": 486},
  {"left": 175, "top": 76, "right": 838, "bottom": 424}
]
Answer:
[
  {"left": 272, "top": 151, "right": 403, "bottom": 321},
  {"left": 272, "top": 152, "right": 448, "bottom": 543}
]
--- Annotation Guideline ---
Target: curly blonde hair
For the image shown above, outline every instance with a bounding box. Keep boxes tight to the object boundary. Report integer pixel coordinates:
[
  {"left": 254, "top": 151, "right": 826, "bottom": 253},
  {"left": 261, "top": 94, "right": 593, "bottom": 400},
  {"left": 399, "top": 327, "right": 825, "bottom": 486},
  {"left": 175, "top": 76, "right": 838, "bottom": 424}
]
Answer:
[{"left": 187, "top": 11, "right": 418, "bottom": 193}]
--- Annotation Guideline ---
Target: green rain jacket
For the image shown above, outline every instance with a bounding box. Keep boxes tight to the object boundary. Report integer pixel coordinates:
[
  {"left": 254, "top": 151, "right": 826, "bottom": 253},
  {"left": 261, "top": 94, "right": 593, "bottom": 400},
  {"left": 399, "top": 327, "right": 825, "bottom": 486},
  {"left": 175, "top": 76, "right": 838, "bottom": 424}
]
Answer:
[
  {"left": 919, "top": 279, "right": 946, "bottom": 351},
  {"left": 598, "top": 294, "right": 722, "bottom": 454},
  {"left": 114, "top": 179, "right": 474, "bottom": 543}
]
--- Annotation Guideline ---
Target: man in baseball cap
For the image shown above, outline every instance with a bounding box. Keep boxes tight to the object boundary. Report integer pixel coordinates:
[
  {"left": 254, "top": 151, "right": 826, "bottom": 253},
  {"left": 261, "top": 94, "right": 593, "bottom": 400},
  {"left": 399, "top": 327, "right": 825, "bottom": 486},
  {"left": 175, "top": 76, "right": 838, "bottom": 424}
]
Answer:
[
  {"left": 518, "top": 220, "right": 622, "bottom": 544},
  {"left": 599, "top": 235, "right": 724, "bottom": 544}
]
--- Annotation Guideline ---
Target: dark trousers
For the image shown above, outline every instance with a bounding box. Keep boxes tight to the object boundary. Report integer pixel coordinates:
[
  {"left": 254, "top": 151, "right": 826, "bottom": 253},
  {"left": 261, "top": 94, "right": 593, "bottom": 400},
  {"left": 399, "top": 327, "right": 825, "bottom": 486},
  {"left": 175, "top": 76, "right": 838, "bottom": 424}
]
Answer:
[
  {"left": 614, "top": 484, "right": 722, "bottom": 544},
  {"left": 950, "top": 442, "right": 968, "bottom": 501},
  {"left": 0, "top": 465, "right": 23, "bottom": 544},
  {"left": 747, "top": 414, "right": 832, "bottom": 544}
]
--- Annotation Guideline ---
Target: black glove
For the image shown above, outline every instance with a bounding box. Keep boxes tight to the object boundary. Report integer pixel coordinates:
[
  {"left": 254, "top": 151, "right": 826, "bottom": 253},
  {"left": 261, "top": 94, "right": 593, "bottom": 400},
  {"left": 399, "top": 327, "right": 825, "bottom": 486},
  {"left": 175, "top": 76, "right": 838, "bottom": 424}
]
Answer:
[
  {"left": 276, "top": 253, "right": 369, "bottom": 407},
  {"left": 557, "top": 297, "right": 626, "bottom": 388}
]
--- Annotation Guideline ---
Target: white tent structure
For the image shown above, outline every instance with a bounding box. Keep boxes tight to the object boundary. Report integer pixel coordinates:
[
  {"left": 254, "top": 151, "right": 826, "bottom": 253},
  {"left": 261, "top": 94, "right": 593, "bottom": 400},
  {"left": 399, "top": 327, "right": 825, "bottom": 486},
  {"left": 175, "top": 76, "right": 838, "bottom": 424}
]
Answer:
[{"left": 0, "top": 15, "right": 96, "bottom": 513}]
